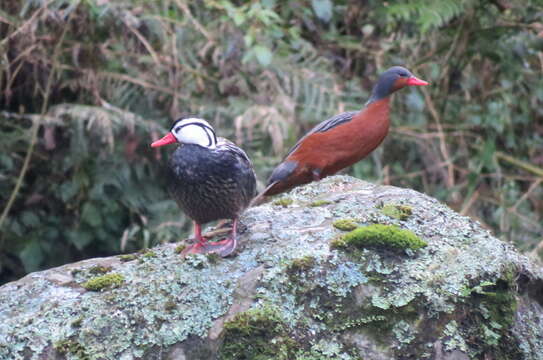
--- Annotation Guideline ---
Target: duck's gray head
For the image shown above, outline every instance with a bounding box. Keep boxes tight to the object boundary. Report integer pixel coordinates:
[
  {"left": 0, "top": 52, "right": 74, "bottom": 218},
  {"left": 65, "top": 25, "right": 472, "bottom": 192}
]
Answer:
[{"left": 368, "top": 66, "right": 429, "bottom": 104}]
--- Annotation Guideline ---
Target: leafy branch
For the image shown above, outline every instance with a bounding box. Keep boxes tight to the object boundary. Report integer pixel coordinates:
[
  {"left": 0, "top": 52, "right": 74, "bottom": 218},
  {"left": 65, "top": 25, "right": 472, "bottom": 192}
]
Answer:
[{"left": 0, "top": 2, "right": 77, "bottom": 232}]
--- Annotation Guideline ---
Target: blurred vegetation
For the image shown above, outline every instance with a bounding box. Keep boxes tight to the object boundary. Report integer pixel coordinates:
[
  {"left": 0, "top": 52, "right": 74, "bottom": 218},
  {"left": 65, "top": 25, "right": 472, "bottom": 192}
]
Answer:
[{"left": 1, "top": 0, "right": 542, "bottom": 285}]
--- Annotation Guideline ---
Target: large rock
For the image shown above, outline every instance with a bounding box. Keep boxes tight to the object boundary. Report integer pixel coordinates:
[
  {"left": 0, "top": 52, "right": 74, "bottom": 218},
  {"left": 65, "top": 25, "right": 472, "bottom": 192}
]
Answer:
[{"left": 1, "top": 175, "right": 542, "bottom": 360}]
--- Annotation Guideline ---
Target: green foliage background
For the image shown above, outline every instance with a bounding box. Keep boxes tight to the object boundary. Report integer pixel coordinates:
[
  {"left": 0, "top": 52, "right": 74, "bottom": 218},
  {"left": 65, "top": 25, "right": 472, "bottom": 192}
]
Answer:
[{"left": 1, "top": 0, "right": 542, "bottom": 284}]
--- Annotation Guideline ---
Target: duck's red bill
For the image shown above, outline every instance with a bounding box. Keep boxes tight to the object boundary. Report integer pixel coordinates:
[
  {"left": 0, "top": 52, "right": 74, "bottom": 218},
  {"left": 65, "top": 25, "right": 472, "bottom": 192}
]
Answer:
[
  {"left": 151, "top": 133, "right": 177, "bottom": 148},
  {"left": 406, "top": 76, "right": 429, "bottom": 86}
]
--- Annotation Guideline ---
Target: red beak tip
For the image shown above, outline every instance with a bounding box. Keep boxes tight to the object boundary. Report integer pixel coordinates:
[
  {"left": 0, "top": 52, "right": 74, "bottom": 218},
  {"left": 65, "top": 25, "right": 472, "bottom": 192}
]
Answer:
[
  {"left": 407, "top": 77, "right": 429, "bottom": 86},
  {"left": 150, "top": 132, "right": 177, "bottom": 148}
]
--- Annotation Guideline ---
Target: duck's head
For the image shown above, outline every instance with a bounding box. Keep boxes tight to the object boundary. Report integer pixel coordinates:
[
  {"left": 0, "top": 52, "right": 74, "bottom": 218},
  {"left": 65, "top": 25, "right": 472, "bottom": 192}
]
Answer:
[
  {"left": 151, "top": 117, "right": 217, "bottom": 149},
  {"left": 368, "top": 66, "right": 429, "bottom": 103}
]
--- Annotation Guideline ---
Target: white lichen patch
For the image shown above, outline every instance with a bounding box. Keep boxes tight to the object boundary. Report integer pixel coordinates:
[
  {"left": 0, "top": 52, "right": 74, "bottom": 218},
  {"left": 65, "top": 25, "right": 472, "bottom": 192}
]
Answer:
[
  {"left": 443, "top": 320, "right": 469, "bottom": 353},
  {"left": 392, "top": 320, "right": 416, "bottom": 345}
]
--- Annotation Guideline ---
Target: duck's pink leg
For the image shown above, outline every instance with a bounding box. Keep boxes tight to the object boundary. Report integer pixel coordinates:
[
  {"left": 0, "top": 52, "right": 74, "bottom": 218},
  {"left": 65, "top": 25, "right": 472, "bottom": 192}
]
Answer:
[
  {"left": 203, "top": 219, "right": 238, "bottom": 257},
  {"left": 181, "top": 220, "right": 238, "bottom": 257},
  {"left": 181, "top": 222, "right": 207, "bottom": 255}
]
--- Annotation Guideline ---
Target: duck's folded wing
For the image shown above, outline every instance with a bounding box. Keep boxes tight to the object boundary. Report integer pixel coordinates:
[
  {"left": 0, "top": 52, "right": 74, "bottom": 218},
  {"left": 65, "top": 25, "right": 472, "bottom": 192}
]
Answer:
[{"left": 284, "top": 111, "right": 358, "bottom": 157}]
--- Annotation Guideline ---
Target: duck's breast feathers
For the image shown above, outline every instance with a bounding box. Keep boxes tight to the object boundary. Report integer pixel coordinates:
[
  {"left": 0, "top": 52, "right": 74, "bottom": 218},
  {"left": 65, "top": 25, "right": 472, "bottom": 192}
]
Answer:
[
  {"left": 168, "top": 141, "right": 253, "bottom": 185},
  {"left": 285, "top": 111, "right": 358, "bottom": 157},
  {"left": 167, "top": 141, "right": 256, "bottom": 222}
]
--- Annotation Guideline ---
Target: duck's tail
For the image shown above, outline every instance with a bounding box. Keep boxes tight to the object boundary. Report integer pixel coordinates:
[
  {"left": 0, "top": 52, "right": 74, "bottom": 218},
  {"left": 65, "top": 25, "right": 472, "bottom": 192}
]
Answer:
[{"left": 249, "top": 181, "right": 278, "bottom": 207}]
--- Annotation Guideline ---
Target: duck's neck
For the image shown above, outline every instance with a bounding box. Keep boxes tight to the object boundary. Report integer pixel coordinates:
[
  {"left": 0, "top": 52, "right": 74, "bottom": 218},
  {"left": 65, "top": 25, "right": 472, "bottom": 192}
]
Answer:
[
  {"left": 366, "top": 90, "right": 392, "bottom": 106},
  {"left": 360, "top": 97, "right": 390, "bottom": 120}
]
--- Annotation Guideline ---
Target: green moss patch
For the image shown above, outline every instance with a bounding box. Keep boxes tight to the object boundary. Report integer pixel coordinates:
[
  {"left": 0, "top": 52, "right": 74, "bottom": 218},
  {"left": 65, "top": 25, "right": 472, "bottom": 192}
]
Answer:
[
  {"left": 380, "top": 204, "right": 413, "bottom": 221},
  {"left": 324, "top": 291, "right": 421, "bottom": 347},
  {"left": 118, "top": 254, "right": 137, "bottom": 262},
  {"left": 88, "top": 265, "right": 112, "bottom": 275},
  {"left": 54, "top": 339, "right": 90, "bottom": 359},
  {"left": 137, "top": 250, "right": 158, "bottom": 263},
  {"left": 452, "top": 277, "right": 521, "bottom": 358},
  {"left": 164, "top": 300, "right": 177, "bottom": 312},
  {"left": 82, "top": 273, "right": 125, "bottom": 291},
  {"left": 339, "top": 314, "right": 388, "bottom": 331},
  {"left": 287, "top": 256, "right": 316, "bottom": 274},
  {"left": 309, "top": 200, "right": 331, "bottom": 207},
  {"left": 331, "top": 224, "right": 427, "bottom": 252},
  {"left": 174, "top": 244, "right": 187, "bottom": 254},
  {"left": 206, "top": 252, "right": 221, "bottom": 264},
  {"left": 219, "top": 305, "right": 296, "bottom": 360},
  {"left": 470, "top": 279, "right": 517, "bottom": 333},
  {"left": 273, "top": 197, "right": 293, "bottom": 207},
  {"left": 332, "top": 219, "right": 358, "bottom": 231},
  {"left": 141, "top": 250, "right": 157, "bottom": 258}
]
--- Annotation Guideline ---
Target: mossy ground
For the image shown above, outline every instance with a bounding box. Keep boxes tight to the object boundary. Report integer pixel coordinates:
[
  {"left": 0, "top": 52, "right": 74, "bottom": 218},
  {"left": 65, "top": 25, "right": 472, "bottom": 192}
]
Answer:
[
  {"left": 332, "top": 219, "right": 358, "bottom": 231},
  {"left": 458, "top": 278, "right": 522, "bottom": 359},
  {"left": 81, "top": 273, "right": 124, "bottom": 291},
  {"left": 379, "top": 203, "right": 413, "bottom": 221},
  {"left": 88, "top": 265, "right": 112, "bottom": 275},
  {"left": 140, "top": 250, "right": 157, "bottom": 259},
  {"left": 54, "top": 339, "right": 90, "bottom": 359},
  {"left": 118, "top": 254, "right": 137, "bottom": 262},
  {"left": 206, "top": 252, "right": 221, "bottom": 264},
  {"left": 273, "top": 197, "right": 294, "bottom": 207},
  {"left": 219, "top": 303, "right": 357, "bottom": 360},
  {"left": 323, "top": 286, "right": 422, "bottom": 346},
  {"left": 219, "top": 305, "right": 297, "bottom": 360},
  {"left": 174, "top": 244, "right": 187, "bottom": 253},
  {"left": 309, "top": 200, "right": 332, "bottom": 207},
  {"left": 331, "top": 224, "right": 427, "bottom": 252},
  {"left": 286, "top": 256, "right": 316, "bottom": 274}
]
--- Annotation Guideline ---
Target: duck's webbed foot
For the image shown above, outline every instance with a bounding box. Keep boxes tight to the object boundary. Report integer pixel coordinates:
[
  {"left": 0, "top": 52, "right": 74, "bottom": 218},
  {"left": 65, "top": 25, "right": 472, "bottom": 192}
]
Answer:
[
  {"left": 201, "top": 219, "right": 232, "bottom": 239},
  {"left": 180, "top": 220, "right": 238, "bottom": 258}
]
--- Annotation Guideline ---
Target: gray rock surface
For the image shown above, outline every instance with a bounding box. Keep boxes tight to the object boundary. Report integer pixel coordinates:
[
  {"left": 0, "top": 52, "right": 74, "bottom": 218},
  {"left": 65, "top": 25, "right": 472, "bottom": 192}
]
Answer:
[{"left": 1, "top": 175, "right": 542, "bottom": 360}]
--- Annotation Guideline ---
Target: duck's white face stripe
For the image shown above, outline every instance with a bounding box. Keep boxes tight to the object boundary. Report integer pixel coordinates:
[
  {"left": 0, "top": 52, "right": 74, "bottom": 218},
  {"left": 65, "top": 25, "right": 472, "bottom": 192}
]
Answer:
[{"left": 171, "top": 118, "right": 217, "bottom": 148}]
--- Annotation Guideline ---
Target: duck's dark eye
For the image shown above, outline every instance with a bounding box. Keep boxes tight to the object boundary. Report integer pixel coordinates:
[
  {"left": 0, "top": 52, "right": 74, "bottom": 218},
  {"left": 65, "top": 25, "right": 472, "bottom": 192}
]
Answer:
[{"left": 399, "top": 72, "right": 409, "bottom": 77}]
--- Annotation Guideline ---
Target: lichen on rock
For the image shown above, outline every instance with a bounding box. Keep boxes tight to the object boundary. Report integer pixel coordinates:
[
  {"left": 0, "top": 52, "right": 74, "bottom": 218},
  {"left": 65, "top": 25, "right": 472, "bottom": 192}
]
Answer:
[{"left": 0, "top": 175, "right": 542, "bottom": 360}]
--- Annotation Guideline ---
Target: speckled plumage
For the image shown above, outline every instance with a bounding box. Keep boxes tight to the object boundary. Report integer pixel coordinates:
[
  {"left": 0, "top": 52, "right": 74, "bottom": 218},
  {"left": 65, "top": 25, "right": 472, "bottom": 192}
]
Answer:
[
  {"left": 152, "top": 117, "right": 257, "bottom": 256},
  {"left": 168, "top": 138, "right": 256, "bottom": 225}
]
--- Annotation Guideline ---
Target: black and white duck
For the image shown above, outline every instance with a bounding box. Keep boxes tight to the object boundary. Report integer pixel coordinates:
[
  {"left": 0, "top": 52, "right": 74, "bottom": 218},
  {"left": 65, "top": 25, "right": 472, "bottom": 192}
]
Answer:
[{"left": 151, "top": 117, "right": 257, "bottom": 257}]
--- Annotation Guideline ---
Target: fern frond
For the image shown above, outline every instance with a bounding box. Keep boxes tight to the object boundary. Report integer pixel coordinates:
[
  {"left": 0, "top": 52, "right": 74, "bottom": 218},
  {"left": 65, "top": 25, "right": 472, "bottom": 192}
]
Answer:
[{"left": 386, "top": 0, "right": 470, "bottom": 32}]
